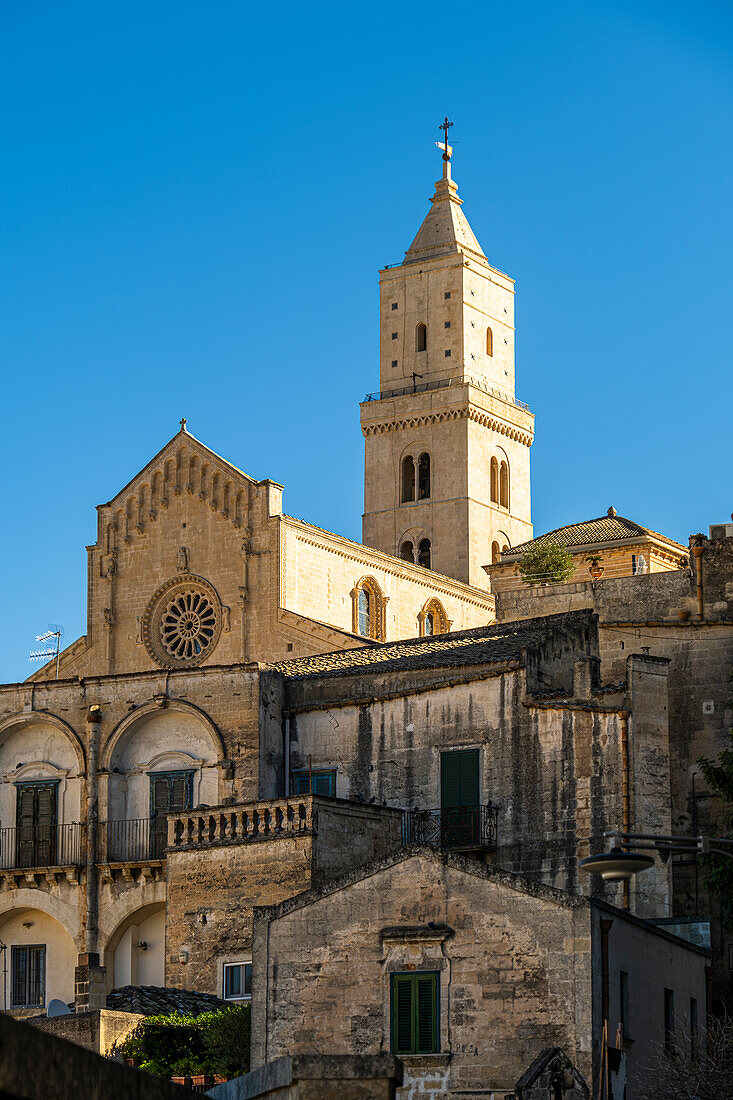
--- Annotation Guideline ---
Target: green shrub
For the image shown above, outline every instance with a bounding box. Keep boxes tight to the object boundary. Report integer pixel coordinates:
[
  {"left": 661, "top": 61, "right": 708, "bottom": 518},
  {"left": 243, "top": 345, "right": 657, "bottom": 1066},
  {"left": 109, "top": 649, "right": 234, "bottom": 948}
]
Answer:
[
  {"left": 112, "top": 1003, "right": 250, "bottom": 1080},
  {"left": 518, "top": 543, "right": 575, "bottom": 586}
]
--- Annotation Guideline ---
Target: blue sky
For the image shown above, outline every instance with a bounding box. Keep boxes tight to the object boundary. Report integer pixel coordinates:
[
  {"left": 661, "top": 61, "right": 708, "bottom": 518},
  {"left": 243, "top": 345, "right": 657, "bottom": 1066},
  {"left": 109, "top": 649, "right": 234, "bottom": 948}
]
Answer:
[{"left": 1, "top": 1, "right": 731, "bottom": 682}]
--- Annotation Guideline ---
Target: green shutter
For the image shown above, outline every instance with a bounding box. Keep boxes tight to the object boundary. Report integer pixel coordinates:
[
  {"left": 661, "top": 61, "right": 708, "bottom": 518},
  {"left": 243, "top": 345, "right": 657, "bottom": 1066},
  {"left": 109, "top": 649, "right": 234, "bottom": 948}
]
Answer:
[
  {"left": 441, "top": 750, "right": 479, "bottom": 809},
  {"left": 391, "top": 972, "right": 439, "bottom": 1054},
  {"left": 416, "top": 973, "right": 438, "bottom": 1053}
]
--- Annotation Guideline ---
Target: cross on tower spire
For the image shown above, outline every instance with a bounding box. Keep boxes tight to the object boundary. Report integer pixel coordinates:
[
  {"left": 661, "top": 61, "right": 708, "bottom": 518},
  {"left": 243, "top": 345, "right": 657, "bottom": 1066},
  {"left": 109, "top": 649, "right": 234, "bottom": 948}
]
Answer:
[
  {"left": 180, "top": 417, "right": 187, "bottom": 432},
  {"left": 439, "top": 117, "right": 453, "bottom": 161}
]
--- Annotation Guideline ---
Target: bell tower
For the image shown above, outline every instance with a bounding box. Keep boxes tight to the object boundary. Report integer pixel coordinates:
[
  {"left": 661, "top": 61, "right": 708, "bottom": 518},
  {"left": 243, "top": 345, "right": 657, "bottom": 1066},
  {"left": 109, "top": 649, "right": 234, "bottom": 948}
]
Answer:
[{"left": 361, "top": 125, "right": 534, "bottom": 590}]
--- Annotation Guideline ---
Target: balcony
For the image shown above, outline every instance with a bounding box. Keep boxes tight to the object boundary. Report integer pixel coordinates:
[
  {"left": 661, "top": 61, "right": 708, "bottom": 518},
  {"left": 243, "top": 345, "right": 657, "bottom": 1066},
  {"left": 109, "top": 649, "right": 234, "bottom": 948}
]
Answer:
[
  {"left": 100, "top": 818, "right": 167, "bottom": 863},
  {"left": 168, "top": 797, "right": 313, "bottom": 852},
  {"left": 402, "top": 804, "right": 499, "bottom": 854},
  {"left": 0, "top": 824, "right": 85, "bottom": 877}
]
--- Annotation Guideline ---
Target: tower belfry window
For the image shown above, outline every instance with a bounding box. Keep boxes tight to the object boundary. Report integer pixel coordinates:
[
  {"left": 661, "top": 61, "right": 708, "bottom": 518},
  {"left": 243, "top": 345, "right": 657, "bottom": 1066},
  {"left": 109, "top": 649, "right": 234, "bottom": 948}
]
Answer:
[
  {"left": 401, "top": 456, "right": 416, "bottom": 503},
  {"left": 486, "top": 327, "right": 493, "bottom": 356},
  {"left": 418, "top": 538, "right": 431, "bottom": 569},
  {"left": 499, "top": 461, "right": 510, "bottom": 509},
  {"left": 490, "top": 458, "right": 499, "bottom": 504},
  {"left": 418, "top": 454, "right": 430, "bottom": 500},
  {"left": 416, "top": 324, "right": 427, "bottom": 353}
]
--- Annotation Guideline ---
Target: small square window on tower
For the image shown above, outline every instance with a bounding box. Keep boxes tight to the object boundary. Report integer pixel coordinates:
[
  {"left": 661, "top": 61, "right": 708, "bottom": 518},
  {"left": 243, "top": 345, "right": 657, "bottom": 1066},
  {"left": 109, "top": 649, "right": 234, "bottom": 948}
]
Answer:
[
  {"left": 392, "top": 332, "right": 398, "bottom": 340},
  {"left": 444, "top": 349, "right": 451, "bottom": 357},
  {"left": 391, "top": 302, "right": 398, "bottom": 310},
  {"left": 444, "top": 321, "right": 450, "bottom": 329},
  {"left": 391, "top": 360, "right": 398, "bottom": 368},
  {"left": 444, "top": 292, "right": 451, "bottom": 299}
]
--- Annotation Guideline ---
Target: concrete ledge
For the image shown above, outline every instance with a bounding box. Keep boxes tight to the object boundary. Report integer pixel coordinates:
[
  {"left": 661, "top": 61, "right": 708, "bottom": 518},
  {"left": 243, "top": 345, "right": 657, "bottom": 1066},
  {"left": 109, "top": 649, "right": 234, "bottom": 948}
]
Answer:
[
  {"left": 0, "top": 1011, "right": 194, "bottom": 1099},
  {"left": 207, "top": 1055, "right": 404, "bottom": 1100}
]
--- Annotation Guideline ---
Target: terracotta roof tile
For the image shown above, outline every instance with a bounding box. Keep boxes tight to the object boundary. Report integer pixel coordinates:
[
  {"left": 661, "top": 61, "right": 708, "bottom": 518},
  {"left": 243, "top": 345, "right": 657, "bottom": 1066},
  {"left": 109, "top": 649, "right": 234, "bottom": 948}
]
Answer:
[{"left": 506, "top": 514, "right": 686, "bottom": 557}]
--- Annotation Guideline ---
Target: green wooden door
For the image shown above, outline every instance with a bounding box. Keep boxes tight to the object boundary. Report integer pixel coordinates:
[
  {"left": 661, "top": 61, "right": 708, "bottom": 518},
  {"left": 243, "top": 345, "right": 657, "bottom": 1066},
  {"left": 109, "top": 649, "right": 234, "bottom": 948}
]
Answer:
[
  {"left": 440, "top": 750, "right": 479, "bottom": 848},
  {"left": 149, "top": 771, "right": 193, "bottom": 857}
]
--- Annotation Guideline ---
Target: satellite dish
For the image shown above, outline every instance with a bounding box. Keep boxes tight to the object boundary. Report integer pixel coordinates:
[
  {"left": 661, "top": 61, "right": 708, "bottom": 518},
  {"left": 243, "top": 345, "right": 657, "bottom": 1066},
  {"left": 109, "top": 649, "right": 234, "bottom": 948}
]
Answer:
[{"left": 47, "top": 998, "right": 72, "bottom": 1018}]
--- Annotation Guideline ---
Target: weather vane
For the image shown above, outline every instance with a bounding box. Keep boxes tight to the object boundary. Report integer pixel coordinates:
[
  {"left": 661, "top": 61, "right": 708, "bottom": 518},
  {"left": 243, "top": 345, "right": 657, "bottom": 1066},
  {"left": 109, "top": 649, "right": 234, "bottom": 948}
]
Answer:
[{"left": 438, "top": 117, "right": 453, "bottom": 161}]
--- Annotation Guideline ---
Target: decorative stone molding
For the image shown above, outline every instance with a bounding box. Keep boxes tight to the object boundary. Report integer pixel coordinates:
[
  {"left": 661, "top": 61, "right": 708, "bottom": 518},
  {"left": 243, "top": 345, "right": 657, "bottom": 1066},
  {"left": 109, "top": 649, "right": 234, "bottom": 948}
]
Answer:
[{"left": 362, "top": 406, "right": 534, "bottom": 447}]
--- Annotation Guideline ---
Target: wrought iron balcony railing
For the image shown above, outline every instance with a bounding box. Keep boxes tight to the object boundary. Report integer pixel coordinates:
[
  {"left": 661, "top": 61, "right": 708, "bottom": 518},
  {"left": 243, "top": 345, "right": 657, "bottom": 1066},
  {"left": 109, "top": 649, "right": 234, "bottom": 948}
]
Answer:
[
  {"left": 100, "top": 818, "right": 167, "bottom": 862},
  {"left": 0, "top": 823, "right": 85, "bottom": 870},
  {"left": 402, "top": 804, "right": 499, "bottom": 853}
]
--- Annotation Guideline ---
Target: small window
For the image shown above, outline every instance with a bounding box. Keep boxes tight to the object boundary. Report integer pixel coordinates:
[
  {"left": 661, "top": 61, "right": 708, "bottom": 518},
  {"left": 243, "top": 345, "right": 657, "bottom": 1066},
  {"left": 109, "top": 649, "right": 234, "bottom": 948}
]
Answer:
[
  {"left": 286, "top": 643, "right": 293, "bottom": 652},
  {"left": 620, "top": 971, "right": 629, "bottom": 1040},
  {"left": 11, "top": 945, "right": 45, "bottom": 1008},
  {"left": 400, "top": 540, "right": 414, "bottom": 563},
  {"left": 391, "top": 332, "right": 398, "bottom": 340},
  {"left": 490, "top": 457, "right": 499, "bottom": 504},
  {"left": 444, "top": 349, "right": 451, "bottom": 357},
  {"left": 444, "top": 292, "right": 451, "bottom": 299},
  {"left": 401, "top": 456, "right": 416, "bottom": 503},
  {"left": 391, "top": 360, "right": 398, "bottom": 368},
  {"left": 391, "top": 971, "right": 439, "bottom": 1055},
  {"left": 416, "top": 323, "right": 427, "bottom": 352},
  {"left": 391, "top": 302, "right": 398, "bottom": 310},
  {"left": 486, "top": 327, "right": 493, "bottom": 356},
  {"left": 690, "top": 997, "right": 698, "bottom": 1048},
  {"left": 425, "top": 613, "right": 434, "bottom": 636},
  {"left": 420, "top": 598, "right": 449, "bottom": 637},
  {"left": 491, "top": 541, "right": 501, "bottom": 564},
  {"left": 664, "top": 988, "right": 675, "bottom": 1052},
  {"left": 358, "top": 588, "right": 371, "bottom": 637},
  {"left": 292, "top": 769, "right": 336, "bottom": 797},
  {"left": 223, "top": 961, "right": 252, "bottom": 1002},
  {"left": 444, "top": 321, "right": 450, "bottom": 329},
  {"left": 418, "top": 538, "right": 431, "bottom": 569},
  {"left": 418, "top": 453, "right": 430, "bottom": 500},
  {"left": 499, "top": 460, "right": 509, "bottom": 509}
]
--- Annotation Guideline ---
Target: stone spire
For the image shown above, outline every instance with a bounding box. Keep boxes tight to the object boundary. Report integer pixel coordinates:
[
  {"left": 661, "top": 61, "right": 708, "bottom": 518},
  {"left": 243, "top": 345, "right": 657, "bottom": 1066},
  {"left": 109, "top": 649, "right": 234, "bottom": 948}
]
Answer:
[{"left": 404, "top": 128, "right": 486, "bottom": 265}]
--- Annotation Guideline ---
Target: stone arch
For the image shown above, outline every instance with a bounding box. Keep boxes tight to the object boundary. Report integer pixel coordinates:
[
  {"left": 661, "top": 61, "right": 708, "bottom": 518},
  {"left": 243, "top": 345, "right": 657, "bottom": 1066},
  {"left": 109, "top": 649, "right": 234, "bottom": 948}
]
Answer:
[
  {"left": 0, "top": 714, "right": 86, "bottom": 775},
  {"left": 102, "top": 699, "right": 225, "bottom": 773},
  {"left": 101, "top": 898, "right": 166, "bottom": 991},
  {"left": 0, "top": 895, "right": 81, "bottom": 1007}
]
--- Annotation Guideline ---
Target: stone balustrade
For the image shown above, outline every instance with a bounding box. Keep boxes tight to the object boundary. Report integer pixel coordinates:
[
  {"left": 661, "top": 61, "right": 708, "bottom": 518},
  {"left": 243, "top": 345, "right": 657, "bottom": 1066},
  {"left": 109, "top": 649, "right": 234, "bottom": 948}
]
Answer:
[{"left": 167, "top": 796, "right": 314, "bottom": 851}]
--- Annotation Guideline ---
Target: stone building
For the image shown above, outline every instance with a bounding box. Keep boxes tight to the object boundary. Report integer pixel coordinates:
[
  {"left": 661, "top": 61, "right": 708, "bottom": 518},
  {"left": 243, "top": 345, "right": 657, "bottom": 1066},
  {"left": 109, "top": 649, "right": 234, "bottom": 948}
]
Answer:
[{"left": 0, "top": 136, "right": 729, "bottom": 1098}]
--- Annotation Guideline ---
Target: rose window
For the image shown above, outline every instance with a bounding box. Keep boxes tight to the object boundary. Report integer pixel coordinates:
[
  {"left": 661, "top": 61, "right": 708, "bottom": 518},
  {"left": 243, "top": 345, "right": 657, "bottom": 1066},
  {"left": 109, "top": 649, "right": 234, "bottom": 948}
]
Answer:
[
  {"left": 142, "top": 575, "right": 223, "bottom": 668},
  {"left": 160, "top": 588, "right": 217, "bottom": 661}
]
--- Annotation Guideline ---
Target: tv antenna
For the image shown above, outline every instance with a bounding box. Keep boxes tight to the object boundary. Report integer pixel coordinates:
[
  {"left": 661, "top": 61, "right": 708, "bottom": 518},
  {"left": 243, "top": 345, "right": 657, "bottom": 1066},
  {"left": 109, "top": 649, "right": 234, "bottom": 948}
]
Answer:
[{"left": 29, "top": 625, "right": 64, "bottom": 679}]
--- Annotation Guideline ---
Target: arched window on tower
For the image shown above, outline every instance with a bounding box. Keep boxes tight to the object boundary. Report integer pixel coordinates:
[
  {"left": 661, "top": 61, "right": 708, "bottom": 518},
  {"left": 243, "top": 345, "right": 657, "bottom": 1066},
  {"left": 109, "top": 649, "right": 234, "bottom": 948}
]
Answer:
[
  {"left": 499, "top": 461, "right": 510, "bottom": 509},
  {"left": 486, "top": 327, "right": 493, "bottom": 356},
  {"left": 401, "top": 456, "right": 416, "bottom": 503},
  {"left": 418, "top": 453, "right": 430, "bottom": 500},
  {"left": 491, "top": 541, "right": 501, "bottom": 564},
  {"left": 351, "top": 577, "right": 386, "bottom": 641},
  {"left": 400, "top": 540, "right": 415, "bottom": 563},
  {"left": 490, "top": 457, "right": 499, "bottom": 504},
  {"left": 418, "top": 538, "right": 431, "bottom": 569},
  {"left": 419, "top": 597, "right": 450, "bottom": 637},
  {"left": 416, "top": 323, "right": 427, "bottom": 353}
]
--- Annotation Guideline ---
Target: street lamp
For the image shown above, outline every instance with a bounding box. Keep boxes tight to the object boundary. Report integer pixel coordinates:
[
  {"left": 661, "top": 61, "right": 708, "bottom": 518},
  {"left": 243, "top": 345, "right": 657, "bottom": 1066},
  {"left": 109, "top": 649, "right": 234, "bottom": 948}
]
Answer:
[{"left": 580, "top": 830, "right": 733, "bottom": 885}]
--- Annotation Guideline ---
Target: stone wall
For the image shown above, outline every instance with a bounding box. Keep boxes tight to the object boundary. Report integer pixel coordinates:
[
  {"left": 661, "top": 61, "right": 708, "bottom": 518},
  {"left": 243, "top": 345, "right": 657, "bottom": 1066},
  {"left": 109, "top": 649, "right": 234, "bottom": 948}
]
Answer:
[
  {"left": 32, "top": 1007, "right": 144, "bottom": 1054},
  {"left": 164, "top": 798, "right": 403, "bottom": 995},
  {"left": 494, "top": 570, "right": 692, "bottom": 626},
  {"left": 251, "top": 849, "right": 594, "bottom": 1097}
]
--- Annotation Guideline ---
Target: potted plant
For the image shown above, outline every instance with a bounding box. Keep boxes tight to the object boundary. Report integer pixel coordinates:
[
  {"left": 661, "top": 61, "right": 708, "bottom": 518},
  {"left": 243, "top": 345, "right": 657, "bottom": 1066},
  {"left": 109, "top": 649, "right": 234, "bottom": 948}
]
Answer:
[{"left": 586, "top": 555, "right": 604, "bottom": 580}]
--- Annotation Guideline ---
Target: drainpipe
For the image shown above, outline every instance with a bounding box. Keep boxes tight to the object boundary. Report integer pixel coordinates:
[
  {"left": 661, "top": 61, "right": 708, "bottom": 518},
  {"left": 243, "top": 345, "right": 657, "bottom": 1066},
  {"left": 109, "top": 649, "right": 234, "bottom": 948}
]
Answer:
[
  {"left": 691, "top": 541, "right": 705, "bottom": 621},
  {"left": 85, "top": 706, "right": 101, "bottom": 954},
  {"left": 620, "top": 715, "right": 631, "bottom": 911}
]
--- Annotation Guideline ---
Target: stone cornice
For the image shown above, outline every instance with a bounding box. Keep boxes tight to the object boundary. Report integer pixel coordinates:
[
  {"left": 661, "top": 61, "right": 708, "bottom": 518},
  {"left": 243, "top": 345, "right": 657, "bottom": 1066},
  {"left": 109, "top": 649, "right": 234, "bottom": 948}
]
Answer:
[{"left": 361, "top": 405, "right": 534, "bottom": 447}]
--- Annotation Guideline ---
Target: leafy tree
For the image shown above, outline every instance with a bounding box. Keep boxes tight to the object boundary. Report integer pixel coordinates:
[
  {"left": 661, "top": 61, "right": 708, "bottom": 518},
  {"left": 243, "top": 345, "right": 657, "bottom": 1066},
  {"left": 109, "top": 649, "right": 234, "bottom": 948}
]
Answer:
[
  {"left": 111, "top": 1004, "right": 250, "bottom": 1080},
  {"left": 518, "top": 543, "right": 575, "bottom": 586}
]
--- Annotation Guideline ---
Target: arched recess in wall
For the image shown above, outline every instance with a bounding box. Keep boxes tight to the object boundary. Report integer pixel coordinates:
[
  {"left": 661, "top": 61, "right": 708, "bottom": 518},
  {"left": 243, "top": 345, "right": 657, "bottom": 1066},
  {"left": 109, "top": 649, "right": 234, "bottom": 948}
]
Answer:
[
  {"left": 415, "top": 323, "right": 427, "bottom": 353},
  {"left": 497, "top": 531, "right": 510, "bottom": 556},
  {"left": 102, "top": 701, "right": 226, "bottom": 825},
  {"left": 399, "top": 539, "right": 415, "bottom": 563},
  {"left": 350, "top": 576, "right": 387, "bottom": 641},
  {"left": 417, "top": 453, "right": 430, "bottom": 500},
  {"left": 491, "top": 541, "right": 501, "bottom": 564},
  {"left": 418, "top": 598, "right": 451, "bottom": 637},
  {"left": 0, "top": 714, "right": 86, "bottom": 836},
  {"left": 499, "top": 460, "right": 510, "bottom": 509},
  {"left": 0, "top": 900, "right": 79, "bottom": 1009},
  {"left": 102, "top": 901, "right": 166, "bottom": 992},
  {"left": 486, "top": 327, "right": 493, "bottom": 356},
  {"left": 401, "top": 455, "right": 416, "bottom": 503},
  {"left": 417, "top": 538, "right": 431, "bottom": 569}
]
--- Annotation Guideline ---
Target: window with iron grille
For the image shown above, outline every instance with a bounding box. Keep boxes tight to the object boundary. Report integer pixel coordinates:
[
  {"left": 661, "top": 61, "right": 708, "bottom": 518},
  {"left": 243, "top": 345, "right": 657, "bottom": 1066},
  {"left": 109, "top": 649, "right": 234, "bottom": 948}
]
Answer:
[
  {"left": 11, "top": 944, "right": 45, "bottom": 1008},
  {"left": 390, "top": 971, "right": 439, "bottom": 1054}
]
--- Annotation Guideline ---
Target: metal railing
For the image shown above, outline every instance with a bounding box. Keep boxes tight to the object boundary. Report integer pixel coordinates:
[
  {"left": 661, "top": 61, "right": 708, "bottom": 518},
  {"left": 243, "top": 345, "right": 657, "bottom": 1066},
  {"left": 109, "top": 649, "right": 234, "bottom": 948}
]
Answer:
[
  {"left": 169, "top": 797, "right": 313, "bottom": 851},
  {"left": 402, "top": 804, "right": 499, "bottom": 853},
  {"left": 363, "top": 375, "right": 531, "bottom": 413},
  {"left": 100, "top": 818, "right": 167, "bottom": 862},
  {"left": 0, "top": 823, "right": 85, "bottom": 870}
]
